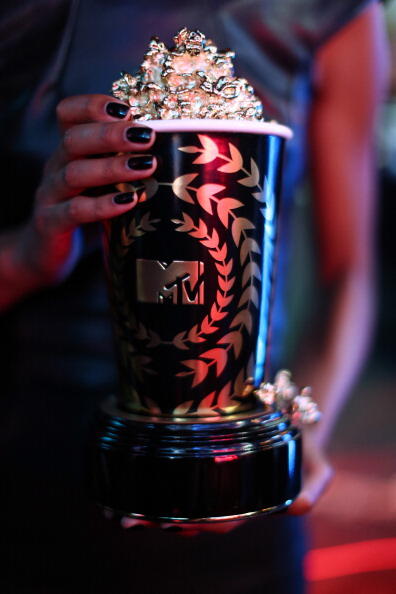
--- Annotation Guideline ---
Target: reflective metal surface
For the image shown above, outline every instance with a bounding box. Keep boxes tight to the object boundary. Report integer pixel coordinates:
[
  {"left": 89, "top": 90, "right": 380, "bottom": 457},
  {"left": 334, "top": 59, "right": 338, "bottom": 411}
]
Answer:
[{"left": 103, "top": 131, "right": 284, "bottom": 416}]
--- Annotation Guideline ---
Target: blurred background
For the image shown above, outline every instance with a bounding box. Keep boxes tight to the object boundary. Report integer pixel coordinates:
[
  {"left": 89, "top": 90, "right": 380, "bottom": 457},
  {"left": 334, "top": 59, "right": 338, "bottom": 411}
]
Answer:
[{"left": 305, "top": 1, "right": 396, "bottom": 591}]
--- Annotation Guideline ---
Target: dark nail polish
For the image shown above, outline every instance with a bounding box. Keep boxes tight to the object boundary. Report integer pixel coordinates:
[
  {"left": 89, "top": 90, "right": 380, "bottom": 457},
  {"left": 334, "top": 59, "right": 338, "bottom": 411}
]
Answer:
[
  {"left": 113, "top": 192, "right": 134, "bottom": 205},
  {"left": 126, "top": 127, "right": 152, "bottom": 143},
  {"left": 128, "top": 156, "right": 154, "bottom": 170},
  {"left": 106, "top": 102, "right": 129, "bottom": 119}
]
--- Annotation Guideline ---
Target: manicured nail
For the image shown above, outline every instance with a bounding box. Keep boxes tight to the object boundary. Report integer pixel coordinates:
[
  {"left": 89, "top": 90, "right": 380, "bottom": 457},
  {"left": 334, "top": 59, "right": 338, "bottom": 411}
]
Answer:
[
  {"left": 126, "top": 127, "right": 152, "bottom": 143},
  {"left": 113, "top": 192, "right": 135, "bottom": 204},
  {"left": 127, "top": 155, "right": 153, "bottom": 170},
  {"left": 106, "top": 102, "right": 129, "bottom": 118}
]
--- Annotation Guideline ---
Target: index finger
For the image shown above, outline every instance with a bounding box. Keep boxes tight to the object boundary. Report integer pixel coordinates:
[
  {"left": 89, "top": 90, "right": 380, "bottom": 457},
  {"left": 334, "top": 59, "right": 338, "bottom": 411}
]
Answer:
[{"left": 56, "top": 94, "right": 130, "bottom": 130}]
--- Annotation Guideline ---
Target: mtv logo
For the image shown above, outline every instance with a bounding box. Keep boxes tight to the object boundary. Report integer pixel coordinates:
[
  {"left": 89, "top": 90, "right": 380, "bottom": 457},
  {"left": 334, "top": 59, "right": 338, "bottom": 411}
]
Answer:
[{"left": 136, "top": 260, "right": 205, "bottom": 305}]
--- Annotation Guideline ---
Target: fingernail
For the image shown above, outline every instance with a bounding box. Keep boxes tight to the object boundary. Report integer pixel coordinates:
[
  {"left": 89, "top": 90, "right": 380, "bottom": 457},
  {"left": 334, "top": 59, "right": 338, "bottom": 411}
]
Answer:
[
  {"left": 106, "top": 102, "right": 129, "bottom": 119},
  {"left": 113, "top": 192, "right": 135, "bottom": 204},
  {"left": 126, "top": 127, "right": 152, "bottom": 143},
  {"left": 127, "top": 155, "right": 153, "bottom": 170}
]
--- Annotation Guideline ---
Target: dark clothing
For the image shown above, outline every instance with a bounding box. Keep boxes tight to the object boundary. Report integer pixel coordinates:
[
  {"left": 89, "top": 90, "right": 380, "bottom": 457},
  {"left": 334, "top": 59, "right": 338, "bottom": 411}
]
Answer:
[{"left": 0, "top": 1, "right": 371, "bottom": 592}]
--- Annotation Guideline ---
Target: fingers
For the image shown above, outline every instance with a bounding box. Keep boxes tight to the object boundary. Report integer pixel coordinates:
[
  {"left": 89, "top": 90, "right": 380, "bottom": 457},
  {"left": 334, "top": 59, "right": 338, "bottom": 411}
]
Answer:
[
  {"left": 61, "top": 121, "right": 155, "bottom": 160},
  {"left": 34, "top": 190, "right": 139, "bottom": 235},
  {"left": 56, "top": 94, "right": 130, "bottom": 130},
  {"left": 39, "top": 154, "right": 156, "bottom": 201},
  {"left": 287, "top": 458, "right": 333, "bottom": 515}
]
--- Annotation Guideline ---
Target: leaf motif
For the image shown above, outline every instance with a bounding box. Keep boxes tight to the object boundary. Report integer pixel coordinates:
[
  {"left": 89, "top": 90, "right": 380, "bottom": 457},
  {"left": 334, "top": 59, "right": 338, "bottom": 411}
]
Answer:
[
  {"left": 238, "top": 285, "right": 260, "bottom": 308},
  {"left": 173, "top": 330, "right": 189, "bottom": 350},
  {"left": 142, "top": 177, "right": 159, "bottom": 200},
  {"left": 218, "top": 331, "right": 242, "bottom": 358},
  {"left": 217, "top": 291, "right": 234, "bottom": 307},
  {"left": 190, "top": 218, "right": 208, "bottom": 239},
  {"left": 250, "top": 285, "right": 260, "bottom": 308},
  {"left": 144, "top": 397, "right": 161, "bottom": 414},
  {"left": 193, "top": 135, "right": 219, "bottom": 164},
  {"left": 201, "top": 315, "right": 218, "bottom": 334},
  {"left": 216, "top": 381, "right": 232, "bottom": 408},
  {"left": 217, "top": 143, "right": 243, "bottom": 173},
  {"left": 188, "top": 324, "right": 205, "bottom": 343},
  {"left": 200, "top": 348, "right": 228, "bottom": 376},
  {"left": 247, "top": 353, "right": 255, "bottom": 377},
  {"left": 218, "top": 275, "right": 235, "bottom": 292},
  {"left": 240, "top": 238, "right": 261, "bottom": 264},
  {"left": 231, "top": 217, "right": 255, "bottom": 247},
  {"left": 197, "top": 392, "right": 217, "bottom": 414},
  {"left": 172, "top": 212, "right": 194, "bottom": 232},
  {"left": 209, "top": 242, "right": 227, "bottom": 262},
  {"left": 121, "top": 227, "right": 133, "bottom": 247},
  {"left": 139, "top": 212, "right": 157, "bottom": 232},
  {"left": 210, "top": 303, "right": 228, "bottom": 321},
  {"left": 146, "top": 329, "right": 161, "bottom": 347},
  {"left": 234, "top": 368, "right": 246, "bottom": 396},
  {"left": 217, "top": 198, "right": 244, "bottom": 228},
  {"left": 242, "top": 262, "right": 262, "bottom": 287},
  {"left": 179, "top": 359, "right": 209, "bottom": 387},
  {"left": 201, "top": 237, "right": 216, "bottom": 248},
  {"left": 211, "top": 228, "right": 220, "bottom": 246},
  {"left": 117, "top": 182, "right": 135, "bottom": 193},
  {"left": 196, "top": 184, "right": 225, "bottom": 215},
  {"left": 173, "top": 400, "right": 194, "bottom": 415},
  {"left": 249, "top": 158, "right": 260, "bottom": 186},
  {"left": 215, "top": 259, "right": 233, "bottom": 276},
  {"left": 237, "top": 287, "right": 250, "bottom": 308},
  {"left": 172, "top": 173, "right": 198, "bottom": 203},
  {"left": 179, "top": 146, "right": 201, "bottom": 153},
  {"left": 237, "top": 158, "right": 260, "bottom": 187},
  {"left": 252, "top": 191, "right": 265, "bottom": 203},
  {"left": 230, "top": 309, "right": 253, "bottom": 334}
]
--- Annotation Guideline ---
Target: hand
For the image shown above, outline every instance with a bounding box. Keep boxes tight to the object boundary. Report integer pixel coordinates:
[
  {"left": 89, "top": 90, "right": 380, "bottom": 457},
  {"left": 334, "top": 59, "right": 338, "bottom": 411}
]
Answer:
[
  {"left": 287, "top": 430, "right": 333, "bottom": 515},
  {"left": 21, "top": 94, "right": 156, "bottom": 284}
]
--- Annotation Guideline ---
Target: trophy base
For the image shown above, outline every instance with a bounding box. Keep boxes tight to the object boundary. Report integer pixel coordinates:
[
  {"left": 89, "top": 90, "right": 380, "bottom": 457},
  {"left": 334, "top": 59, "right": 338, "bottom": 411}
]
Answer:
[{"left": 91, "top": 397, "right": 302, "bottom": 523}]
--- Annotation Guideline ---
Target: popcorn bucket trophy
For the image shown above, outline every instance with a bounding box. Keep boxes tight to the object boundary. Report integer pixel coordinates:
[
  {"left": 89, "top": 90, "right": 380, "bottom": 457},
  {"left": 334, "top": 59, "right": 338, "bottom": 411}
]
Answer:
[{"left": 91, "top": 30, "right": 305, "bottom": 523}]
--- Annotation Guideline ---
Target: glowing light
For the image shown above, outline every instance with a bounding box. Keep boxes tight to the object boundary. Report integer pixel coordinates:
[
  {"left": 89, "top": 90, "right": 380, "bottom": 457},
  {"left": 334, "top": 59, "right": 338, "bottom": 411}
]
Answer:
[
  {"left": 305, "top": 538, "right": 396, "bottom": 581},
  {"left": 255, "top": 135, "right": 281, "bottom": 383},
  {"left": 214, "top": 454, "right": 238, "bottom": 463}
]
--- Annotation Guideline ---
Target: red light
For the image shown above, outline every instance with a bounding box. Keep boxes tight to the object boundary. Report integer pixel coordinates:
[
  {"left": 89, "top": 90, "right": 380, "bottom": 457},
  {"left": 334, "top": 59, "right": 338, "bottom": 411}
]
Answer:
[
  {"left": 305, "top": 538, "right": 396, "bottom": 581},
  {"left": 214, "top": 455, "right": 238, "bottom": 463}
]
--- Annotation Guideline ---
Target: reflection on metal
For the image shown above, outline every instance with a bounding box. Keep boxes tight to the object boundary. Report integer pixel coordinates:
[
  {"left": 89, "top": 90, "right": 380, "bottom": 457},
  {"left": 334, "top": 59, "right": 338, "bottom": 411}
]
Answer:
[
  {"left": 136, "top": 259, "right": 205, "bottom": 305},
  {"left": 255, "top": 136, "right": 280, "bottom": 383}
]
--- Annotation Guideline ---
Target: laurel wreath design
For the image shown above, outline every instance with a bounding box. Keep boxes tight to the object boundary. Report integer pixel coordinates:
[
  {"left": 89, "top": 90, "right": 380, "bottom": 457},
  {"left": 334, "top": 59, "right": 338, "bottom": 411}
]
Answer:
[
  {"left": 111, "top": 134, "right": 273, "bottom": 416},
  {"left": 109, "top": 210, "right": 161, "bottom": 392},
  {"left": 168, "top": 134, "right": 267, "bottom": 415}
]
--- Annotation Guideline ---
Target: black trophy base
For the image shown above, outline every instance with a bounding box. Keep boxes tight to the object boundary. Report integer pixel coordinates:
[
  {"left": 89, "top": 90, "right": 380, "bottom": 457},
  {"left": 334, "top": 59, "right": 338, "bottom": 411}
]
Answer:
[{"left": 90, "top": 397, "right": 302, "bottom": 523}]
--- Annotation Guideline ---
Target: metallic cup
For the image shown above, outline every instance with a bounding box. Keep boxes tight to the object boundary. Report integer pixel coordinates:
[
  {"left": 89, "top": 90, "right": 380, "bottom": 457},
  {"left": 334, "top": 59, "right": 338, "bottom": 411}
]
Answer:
[{"left": 92, "top": 120, "right": 301, "bottom": 522}]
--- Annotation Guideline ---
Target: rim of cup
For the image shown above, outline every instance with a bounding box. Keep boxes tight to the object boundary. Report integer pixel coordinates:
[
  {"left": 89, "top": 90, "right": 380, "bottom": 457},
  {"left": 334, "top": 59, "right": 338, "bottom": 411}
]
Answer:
[{"left": 137, "top": 119, "right": 293, "bottom": 139}]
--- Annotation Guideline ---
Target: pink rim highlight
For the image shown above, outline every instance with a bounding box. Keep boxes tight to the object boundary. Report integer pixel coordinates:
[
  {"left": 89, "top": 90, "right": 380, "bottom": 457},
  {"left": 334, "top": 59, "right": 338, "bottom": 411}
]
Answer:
[{"left": 140, "top": 119, "right": 293, "bottom": 139}]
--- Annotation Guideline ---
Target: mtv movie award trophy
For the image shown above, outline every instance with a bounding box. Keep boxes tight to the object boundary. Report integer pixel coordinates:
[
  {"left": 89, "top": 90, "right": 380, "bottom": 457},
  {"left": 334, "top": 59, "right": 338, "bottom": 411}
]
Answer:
[{"left": 91, "top": 30, "right": 320, "bottom": 523}]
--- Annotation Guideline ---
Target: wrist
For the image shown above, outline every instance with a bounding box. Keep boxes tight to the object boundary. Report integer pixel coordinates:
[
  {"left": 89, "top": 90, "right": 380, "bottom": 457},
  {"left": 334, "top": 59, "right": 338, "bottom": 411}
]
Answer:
[{"left": 24, "top": 221, "right": 82, "bottom": 285}]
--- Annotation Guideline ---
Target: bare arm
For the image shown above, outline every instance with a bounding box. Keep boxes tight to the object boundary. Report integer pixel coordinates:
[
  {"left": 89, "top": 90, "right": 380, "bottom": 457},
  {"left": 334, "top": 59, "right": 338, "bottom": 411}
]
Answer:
[{"left": 290, "top": 1, "right": 390, "bottom": 513}]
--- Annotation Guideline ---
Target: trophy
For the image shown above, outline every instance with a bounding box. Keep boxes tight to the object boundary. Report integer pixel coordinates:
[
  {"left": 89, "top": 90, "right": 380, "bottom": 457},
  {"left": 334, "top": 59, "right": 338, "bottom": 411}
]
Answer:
[{"left": 91, "top": 30, "right": 304, "bottom": 523}]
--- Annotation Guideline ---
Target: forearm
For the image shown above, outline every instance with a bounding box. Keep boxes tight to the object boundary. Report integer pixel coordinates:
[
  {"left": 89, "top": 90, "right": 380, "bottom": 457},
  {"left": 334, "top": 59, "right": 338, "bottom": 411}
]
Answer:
[
  {"left": 0, "top": 221, "right": 77, "bottom": 311},
  {"left": 0, "top": 224, "right": 43, "bottom": 310},
  {"left": 297, "top": 2, "right": 389, "bottom": 447},
  {"left": 299, "top": 269, "right": 376, "bottom": 448}
]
